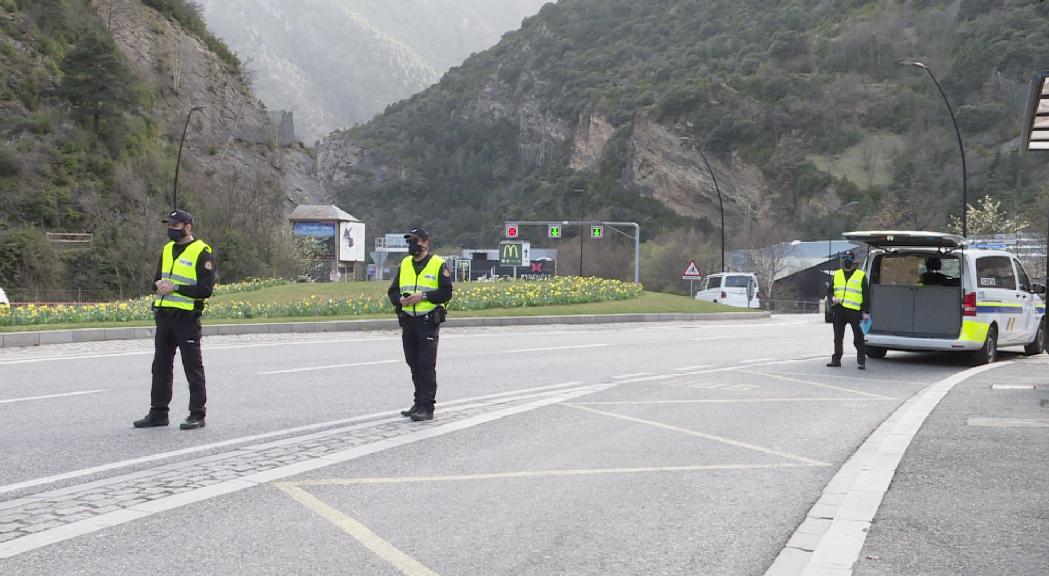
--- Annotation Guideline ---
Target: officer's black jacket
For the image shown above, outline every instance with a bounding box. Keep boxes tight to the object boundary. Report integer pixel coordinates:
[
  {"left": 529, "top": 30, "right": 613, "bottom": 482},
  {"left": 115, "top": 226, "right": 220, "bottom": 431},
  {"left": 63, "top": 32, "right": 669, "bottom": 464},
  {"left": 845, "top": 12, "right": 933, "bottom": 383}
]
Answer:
[
  {"left": 826, "top": 268, "right": 870, "bottom": 314},
  {"left": 387, "top": 254, "right": 453, "bottom": 309},
  {"left": 153, "top": 240, "right": 216, "bottom": 311}
]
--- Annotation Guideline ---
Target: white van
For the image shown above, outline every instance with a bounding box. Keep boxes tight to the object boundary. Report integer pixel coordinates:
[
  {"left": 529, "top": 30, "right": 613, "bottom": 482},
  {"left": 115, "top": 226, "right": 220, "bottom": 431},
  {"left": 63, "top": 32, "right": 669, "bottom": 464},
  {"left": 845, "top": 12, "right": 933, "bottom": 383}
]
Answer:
[
  {"left": 695, "top": 272, "right": 760, "bottom": 308},
  {"left": 844, "top": 231, "right": 1046, "bottom": 364}
]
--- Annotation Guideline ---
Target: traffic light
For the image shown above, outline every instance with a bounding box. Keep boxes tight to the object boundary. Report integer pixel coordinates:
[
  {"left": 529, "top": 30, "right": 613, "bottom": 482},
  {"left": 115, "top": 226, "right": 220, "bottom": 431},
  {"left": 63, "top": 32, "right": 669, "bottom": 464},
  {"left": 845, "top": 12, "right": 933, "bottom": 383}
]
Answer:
[
  {"left": 548, "top": 224, "right": 561, "bottom": 239},
  {"left": 591, "top": 225, "right": 603, "bottom": 239},
  {"left": 505, "top": 224, "right": 519, "bottom": 238}
]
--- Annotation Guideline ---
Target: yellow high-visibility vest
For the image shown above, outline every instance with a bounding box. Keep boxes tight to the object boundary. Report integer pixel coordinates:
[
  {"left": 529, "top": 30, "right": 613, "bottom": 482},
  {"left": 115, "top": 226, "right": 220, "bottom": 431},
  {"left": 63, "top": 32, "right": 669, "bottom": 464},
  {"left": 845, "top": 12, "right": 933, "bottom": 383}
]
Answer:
[
  {"left": 833, "top": 269, "right": 865, "bottom": 311},
  {"left": 399, "top": 255, "right": 445, "bottom": 316},
  {"left": 155, "top": 240, "right": 211, "bottom": 311}
]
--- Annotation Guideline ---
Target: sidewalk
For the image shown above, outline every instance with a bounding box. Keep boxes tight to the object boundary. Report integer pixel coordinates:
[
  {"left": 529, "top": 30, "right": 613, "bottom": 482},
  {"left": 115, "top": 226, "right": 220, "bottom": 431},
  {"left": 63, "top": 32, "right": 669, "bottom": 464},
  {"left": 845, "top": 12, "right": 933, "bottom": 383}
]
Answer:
[{"left": 854, "top": 355, "right": 1049, "bottom": 576}]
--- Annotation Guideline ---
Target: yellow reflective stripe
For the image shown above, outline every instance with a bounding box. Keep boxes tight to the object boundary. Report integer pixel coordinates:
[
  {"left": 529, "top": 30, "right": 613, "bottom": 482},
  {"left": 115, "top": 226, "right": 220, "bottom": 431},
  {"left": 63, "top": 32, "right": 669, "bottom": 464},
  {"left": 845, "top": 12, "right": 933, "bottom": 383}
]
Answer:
[
  {"left": 959, "top": 319, "right": 991, "bottom": 343},
  {"left": 399, "top": 255, "right": 444, "bottom": 316},
  {"left": 161, "top": 272, "right": 197, "bottom": 284}
]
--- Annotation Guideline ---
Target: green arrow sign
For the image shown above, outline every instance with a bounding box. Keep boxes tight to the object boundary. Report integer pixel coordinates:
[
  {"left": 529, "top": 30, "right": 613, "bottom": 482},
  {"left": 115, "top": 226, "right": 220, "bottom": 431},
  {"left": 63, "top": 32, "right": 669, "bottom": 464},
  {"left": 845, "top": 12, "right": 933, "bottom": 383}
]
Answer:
[
  {"left": 591, "top": 225, "right": 603, "bottom": 239},
  {"left": 548, "top": 225, "right": 561, "bottom": 239}
]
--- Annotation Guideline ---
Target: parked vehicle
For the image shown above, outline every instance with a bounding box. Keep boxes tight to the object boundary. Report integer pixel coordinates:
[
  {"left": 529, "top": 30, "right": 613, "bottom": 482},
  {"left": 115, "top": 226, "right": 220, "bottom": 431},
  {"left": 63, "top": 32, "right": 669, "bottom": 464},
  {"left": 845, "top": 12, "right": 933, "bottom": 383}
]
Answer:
[
  {"left": 844, "top": 230, "right": 1046, "bottom": 364},
  {"left": 0, "top": 286, "right": 8, "bottom": 306},
  {"left": 695, "top": 273, "right": 760, "bottom": 308}
]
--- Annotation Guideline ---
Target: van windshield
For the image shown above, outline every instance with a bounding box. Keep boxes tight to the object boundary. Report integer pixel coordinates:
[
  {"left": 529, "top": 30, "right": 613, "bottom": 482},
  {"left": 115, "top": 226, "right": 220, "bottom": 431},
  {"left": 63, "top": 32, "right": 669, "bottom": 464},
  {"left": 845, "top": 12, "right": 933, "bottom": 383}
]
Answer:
[
  {"left": 871, "top": 253, "right": 960, "bottom": 286},
  {"left": 724, "top": 276, "right": 751, "bottom": 287}
]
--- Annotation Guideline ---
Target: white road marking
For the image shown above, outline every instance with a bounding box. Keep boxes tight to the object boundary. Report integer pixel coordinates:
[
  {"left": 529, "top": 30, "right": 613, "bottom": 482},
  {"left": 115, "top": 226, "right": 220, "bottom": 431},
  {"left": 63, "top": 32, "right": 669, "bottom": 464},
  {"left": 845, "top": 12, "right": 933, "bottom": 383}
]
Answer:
[
  {"left": 689, "top": 336, "right": 745, "bottom": 341},
  {"left": 569, "top": 398, "right": 892, "bottom": 405},
  {"left": 740, "top": 357, "right": 777, "bottom": 364},
  {"left": 613, "top": 372, "right": 652, "bottom": 379},
  {"left": 991, "top": 384, "right": 1035, "bottom": 390},
  {"left": 501, "top": 343, "right": 611, "bottom": 354},
  {"left": 0, "top": 390, "right": 107, "bottom": 405},
  {"left": 764, "top": 361, "right": 1008, "bottom": 576},
  {"left": 258, "top": 359, "right": 399, "bottom": 375},
  {"left": 565, "top": 404, "right": 828, "bottom": 466},
  {"left": 740, "top": 370, "right": 893, "bottom": 399},
  {"left": 0, "top": 381, "right": 585, "bottom": 495},
  {"left": 0, "top": 383, "right": 610, "bottom": 559},
  {"left": 672, "top": 365, "right": 712, "bottom": 371}
]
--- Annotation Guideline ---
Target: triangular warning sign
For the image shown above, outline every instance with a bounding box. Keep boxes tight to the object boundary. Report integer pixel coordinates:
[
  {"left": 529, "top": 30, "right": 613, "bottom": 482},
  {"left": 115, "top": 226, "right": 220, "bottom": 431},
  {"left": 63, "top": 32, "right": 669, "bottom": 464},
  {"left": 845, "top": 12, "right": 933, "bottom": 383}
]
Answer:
[{"left": 682, "top": 259, "right": 702, "bottom": 279}]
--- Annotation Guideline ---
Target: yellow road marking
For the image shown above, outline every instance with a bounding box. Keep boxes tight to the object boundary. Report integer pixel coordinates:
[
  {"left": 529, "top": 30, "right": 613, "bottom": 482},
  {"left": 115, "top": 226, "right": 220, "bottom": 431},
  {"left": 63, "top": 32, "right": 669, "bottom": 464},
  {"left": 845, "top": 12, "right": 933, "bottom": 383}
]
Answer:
[
  {"left": 275, "top": 483, "right": 440, "bottom": 576},
  {"left": 563, "top": 404, "right": 828, "bottom": 466},
  {"left": 568, "top": 397, "right": 893, "bottom": 405},
  {"left": 279, "top": 463, "right": 822, "bottom": 488},
  {"left": 738, "top": 370, "right": 894, "bottom": 399}
]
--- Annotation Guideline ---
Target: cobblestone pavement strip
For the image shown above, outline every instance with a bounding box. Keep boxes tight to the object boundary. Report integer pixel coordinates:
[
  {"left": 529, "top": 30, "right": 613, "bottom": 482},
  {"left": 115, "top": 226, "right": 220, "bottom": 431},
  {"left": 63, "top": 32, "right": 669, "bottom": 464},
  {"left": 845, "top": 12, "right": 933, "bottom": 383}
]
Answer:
[{"left": 0, "top": 383, "right": 608, "bottom": 556}]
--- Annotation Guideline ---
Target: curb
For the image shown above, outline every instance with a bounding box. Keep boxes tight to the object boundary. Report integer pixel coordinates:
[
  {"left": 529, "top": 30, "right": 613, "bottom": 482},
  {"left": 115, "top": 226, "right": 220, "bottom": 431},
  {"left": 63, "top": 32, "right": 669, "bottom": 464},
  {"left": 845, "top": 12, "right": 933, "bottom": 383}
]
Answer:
[{"left": 0, "top": 311, "right": 771, "bottom": 349}]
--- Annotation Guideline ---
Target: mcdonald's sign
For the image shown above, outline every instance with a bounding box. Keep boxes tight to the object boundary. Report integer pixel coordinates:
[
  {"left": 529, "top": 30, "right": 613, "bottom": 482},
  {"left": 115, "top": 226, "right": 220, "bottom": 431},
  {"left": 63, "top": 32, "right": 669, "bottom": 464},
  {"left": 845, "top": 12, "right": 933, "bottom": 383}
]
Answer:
[{"left": 499, "top": 242, "right": 525, "bottom": 266}]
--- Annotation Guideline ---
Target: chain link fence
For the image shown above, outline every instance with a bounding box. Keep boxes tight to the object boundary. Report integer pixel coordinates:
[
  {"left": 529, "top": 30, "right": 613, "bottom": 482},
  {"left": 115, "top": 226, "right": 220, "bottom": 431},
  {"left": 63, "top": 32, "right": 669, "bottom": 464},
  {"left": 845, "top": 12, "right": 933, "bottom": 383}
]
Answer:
[
  {"left": 761, "top": 299, "right": 822, "bottom": 314},
  {"left": 4, "top": 289, "right": 152, "bottom": 306}
]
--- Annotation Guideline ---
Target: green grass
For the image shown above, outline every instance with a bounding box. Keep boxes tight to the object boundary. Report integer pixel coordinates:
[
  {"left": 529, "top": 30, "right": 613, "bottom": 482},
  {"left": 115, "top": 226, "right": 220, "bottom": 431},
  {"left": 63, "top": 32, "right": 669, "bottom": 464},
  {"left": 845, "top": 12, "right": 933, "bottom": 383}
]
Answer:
[{"left": 0, "top": 289, "right": 753, "bottom": 333}]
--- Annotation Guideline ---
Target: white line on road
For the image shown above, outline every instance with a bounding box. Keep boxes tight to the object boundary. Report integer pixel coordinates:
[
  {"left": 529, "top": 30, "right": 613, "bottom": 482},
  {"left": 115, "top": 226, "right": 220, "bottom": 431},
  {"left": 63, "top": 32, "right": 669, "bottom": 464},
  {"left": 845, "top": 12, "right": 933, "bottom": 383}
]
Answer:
[
  {"left": 0, "top": 381, "right": 585, "bottom": 496},
  {"left": 740, "top": 357, "right": 778, "bottom": 364},
  {"left": 689, "top": 336, "right": 745, "bottom": 341},
  {"left": 764, "top": 361, "right": 1009, "bottom": 576},
  {"left": 258, "top": 359, "right": 399, "bottom": 375},
  {"left": 0, "top": 390, "right": 107, "bottom": 405},
  {"left": 501, "top": 343, "right": 611, "bottom": 354},
  {"left": 672, "top": 365, "right": 712, "bottom": 371},
  {"left": 613, "top": 372, "right": 652, "bottom": 379}
]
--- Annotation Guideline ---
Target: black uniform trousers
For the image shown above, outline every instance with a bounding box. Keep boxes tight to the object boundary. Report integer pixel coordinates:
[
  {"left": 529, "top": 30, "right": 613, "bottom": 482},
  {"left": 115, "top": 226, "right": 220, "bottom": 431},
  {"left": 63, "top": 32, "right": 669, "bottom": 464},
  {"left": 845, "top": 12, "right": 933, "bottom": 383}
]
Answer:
[
  {"left": 832, "top": 306, "right": 866, "bottom": 364},
  {"left": 401, "top": 314, "right": 440, "bottom": 409},
  {"left": 151, "top": 310, "right": 207, "bottom": 417}
]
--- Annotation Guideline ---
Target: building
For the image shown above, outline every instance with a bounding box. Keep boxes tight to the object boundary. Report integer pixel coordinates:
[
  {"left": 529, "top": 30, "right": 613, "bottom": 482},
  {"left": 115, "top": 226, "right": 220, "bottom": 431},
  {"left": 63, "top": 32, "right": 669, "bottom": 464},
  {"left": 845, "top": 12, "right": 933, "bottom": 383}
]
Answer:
[
  {"left": 728, "top": 240, "right": 859, "bottom": 303},
  {"left": 288, "top": 205, "right": 365, "bottom": 281}
]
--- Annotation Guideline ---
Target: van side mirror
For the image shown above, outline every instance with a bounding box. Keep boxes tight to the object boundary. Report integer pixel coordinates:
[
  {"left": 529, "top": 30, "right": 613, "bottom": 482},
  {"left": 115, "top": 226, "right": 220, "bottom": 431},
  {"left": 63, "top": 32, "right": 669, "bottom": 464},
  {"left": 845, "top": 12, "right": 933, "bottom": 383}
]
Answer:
[{"left": 1033, "top": 283, "right": 1046, "bottom": 295}]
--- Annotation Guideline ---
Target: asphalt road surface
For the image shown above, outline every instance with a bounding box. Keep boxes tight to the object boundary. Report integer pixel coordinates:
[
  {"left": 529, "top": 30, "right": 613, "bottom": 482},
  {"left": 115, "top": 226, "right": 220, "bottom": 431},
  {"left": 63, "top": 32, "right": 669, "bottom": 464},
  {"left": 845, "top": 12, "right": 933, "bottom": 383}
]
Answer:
[{"left": 0, "top": 316, "right": 1015, "bottom": 575}]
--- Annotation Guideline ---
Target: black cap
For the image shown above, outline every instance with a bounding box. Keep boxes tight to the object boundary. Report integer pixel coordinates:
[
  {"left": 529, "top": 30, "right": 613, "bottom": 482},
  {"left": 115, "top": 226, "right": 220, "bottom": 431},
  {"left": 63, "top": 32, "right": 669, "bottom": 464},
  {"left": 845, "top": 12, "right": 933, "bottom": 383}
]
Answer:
[
  {"left": 404, "top": 227, "right": 429, "bottom": 241},
  {"left": 162, "top": 209, "right": 194, "bottom": 225},
  {"left": 842, "top": 250, "right": 856, "bottom": 260}
]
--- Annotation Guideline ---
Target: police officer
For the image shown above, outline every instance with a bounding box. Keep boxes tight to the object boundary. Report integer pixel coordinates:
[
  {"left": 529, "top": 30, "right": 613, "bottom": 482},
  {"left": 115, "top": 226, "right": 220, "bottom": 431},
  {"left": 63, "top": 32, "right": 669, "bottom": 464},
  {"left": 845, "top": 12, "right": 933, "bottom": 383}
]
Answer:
[
  {"left": 827, "top": 249, "right": 870, "bottom": 370},
  {"left": 134, "top": 209, "right": 215, "bottom": 430},
  {"left": 388, "top": 227, "right": 452, "bottom": 421}
]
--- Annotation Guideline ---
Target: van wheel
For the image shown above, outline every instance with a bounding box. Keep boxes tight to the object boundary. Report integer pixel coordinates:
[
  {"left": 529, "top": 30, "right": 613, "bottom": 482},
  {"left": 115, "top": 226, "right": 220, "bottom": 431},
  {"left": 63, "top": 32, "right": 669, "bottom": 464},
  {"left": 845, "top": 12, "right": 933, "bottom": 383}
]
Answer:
[
  {"left": 866, "top": 346, "right": 887, "bottom": 359},
  {"left": 971, "top": 326, "right": 998, "bottom": 365},
  {"left": 1023, "top": 319, "right": 1045, "bottom": 356}
]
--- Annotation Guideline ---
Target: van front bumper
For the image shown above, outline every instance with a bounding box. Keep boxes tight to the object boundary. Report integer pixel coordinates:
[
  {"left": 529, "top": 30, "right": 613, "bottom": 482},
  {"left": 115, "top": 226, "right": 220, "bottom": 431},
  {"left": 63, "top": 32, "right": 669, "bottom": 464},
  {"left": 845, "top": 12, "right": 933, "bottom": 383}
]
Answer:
[{"left": 865, "top": 333, "right": 982, "bottom": 352}]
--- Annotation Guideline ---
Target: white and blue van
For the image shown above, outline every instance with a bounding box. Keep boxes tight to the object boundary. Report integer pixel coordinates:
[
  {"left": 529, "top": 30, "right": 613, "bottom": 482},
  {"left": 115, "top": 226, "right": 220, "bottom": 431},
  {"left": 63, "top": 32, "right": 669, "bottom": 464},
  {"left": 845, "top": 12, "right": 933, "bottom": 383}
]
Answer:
[
  {"left": 694, "top": 272, "right": 760, "bottom": 309},
  {"left": 844, "top": 231, "right": 1046, "bottom": 364}
]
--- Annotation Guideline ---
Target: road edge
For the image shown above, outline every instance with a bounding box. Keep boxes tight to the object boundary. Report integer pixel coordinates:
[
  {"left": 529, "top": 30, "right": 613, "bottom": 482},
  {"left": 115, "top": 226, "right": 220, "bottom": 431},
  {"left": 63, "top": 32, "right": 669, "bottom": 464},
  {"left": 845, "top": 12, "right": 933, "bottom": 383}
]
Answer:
[
  {"left": 0, "top": 311, "right": 770, "bottom": 349},
  {"left": 763, "top": 360, "right": 1010, "bottom": 576}
]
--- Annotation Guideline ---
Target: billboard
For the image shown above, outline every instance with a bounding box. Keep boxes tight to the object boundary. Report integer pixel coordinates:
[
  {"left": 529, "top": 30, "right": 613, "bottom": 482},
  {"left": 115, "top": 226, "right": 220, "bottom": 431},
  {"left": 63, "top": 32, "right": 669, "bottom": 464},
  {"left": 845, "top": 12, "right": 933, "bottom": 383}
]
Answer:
[
  {"left": 339, "top": 221, "right": 366, "bottom": 262},
  {"left": 293, "top": 221, "right": 336, "bottom": 260}
]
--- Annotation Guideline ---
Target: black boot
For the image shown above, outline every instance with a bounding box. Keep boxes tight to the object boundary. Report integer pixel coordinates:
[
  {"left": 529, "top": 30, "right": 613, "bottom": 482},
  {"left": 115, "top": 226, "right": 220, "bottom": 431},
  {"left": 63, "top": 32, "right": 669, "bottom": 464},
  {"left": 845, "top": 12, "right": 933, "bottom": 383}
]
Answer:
[
  {"left": 133, "top": 411, "right": 169, "bottom": 428},
  {"left": 400, "top": 404, "right": 418, "bottom": 417},
  {"left": 826, "top": 359, "right": 842, "bottom": 367},
  {"left": 409, "top": 407, "right": 434, "bottom": 421},
  {"left": 179, "top": 415, "right": 206, "bottom": 430}
]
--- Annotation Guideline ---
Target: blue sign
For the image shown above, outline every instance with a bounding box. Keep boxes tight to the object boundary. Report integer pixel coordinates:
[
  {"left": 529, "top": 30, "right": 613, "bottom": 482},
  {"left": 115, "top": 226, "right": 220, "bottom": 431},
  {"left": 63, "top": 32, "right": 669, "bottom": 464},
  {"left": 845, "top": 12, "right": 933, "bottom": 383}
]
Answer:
[{"left": 294, "top": 222, "right": 336, "bottom": 238}]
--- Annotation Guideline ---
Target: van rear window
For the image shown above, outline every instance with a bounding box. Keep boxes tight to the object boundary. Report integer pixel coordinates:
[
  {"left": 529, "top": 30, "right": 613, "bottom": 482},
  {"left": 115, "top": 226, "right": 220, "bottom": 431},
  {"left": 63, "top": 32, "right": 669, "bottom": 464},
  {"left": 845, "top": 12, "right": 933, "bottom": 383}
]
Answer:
[
  {"left": 724, "top": 276, "right": 750, "bottom": 287},
  {"left": 871, "top": 254, "right": 960, "bottom": 286},
  {"left": 975, "top": 256, "right": 1016, "bottom": 289}
]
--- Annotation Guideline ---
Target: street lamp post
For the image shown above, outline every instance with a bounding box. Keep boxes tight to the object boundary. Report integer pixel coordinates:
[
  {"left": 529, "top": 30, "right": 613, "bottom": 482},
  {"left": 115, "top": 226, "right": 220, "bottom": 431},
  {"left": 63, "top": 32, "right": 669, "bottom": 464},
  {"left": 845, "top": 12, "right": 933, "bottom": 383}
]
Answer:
[
  {"left": 580, "top": 189, "right": 585, "bottom": 275},
  {"left": 826, "top": 201, "right": 860, "bottom": 262},
  {"left": 903, "top": 61, "right": 968, "bottom": 237},
  {"left": 173, "top": 106, "right": 205, "bottom": 210},
  {"left": 679, "top": 136, "right": 725, "bottom": 272}
]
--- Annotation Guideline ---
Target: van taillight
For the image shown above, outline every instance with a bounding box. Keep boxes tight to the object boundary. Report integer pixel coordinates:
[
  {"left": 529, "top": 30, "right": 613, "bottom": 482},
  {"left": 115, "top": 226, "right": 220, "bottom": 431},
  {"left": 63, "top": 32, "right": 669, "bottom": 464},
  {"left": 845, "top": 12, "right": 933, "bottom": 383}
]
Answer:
[
  {"left": 721, "top": 291, "right": 727, "bottom": 299},
  {"left": 962, "top": 292, "right": 977, "bottom": 316}
]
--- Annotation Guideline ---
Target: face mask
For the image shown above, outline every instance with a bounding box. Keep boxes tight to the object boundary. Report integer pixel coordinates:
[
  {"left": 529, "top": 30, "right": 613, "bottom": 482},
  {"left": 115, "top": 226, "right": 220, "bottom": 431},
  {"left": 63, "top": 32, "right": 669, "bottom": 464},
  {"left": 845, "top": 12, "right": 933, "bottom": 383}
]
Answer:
[
  {"left": 407, "top": 240, "right": 422, "bottom": 255},
  {"left": 842, "top": 258, "right": 854, "bottom": 269},
  {"left": 167, "top": 228, "right": 185, "bottom": 242}
]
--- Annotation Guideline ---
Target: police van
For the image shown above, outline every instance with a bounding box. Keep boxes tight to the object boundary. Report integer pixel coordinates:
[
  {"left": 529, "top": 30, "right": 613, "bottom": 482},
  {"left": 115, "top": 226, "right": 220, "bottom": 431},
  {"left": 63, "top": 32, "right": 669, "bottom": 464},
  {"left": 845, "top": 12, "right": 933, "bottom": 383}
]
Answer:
[
  {"left": 844, "top": 231, "right": 1046, "bottom": 364},
  {"left": 694, "top": 272, "right": 760, "bottom": 309}
]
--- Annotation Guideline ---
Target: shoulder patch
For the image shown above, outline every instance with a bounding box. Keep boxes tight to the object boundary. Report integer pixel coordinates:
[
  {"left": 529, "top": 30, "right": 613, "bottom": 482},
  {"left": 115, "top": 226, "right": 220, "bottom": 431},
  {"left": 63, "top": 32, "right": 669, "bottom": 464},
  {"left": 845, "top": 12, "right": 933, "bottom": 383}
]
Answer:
[
  {"left": 442, "top": 265, "right": 450, "bottom": 277},
  {"left": 204, "top": 260, "right": 214, "bottom": 271}
]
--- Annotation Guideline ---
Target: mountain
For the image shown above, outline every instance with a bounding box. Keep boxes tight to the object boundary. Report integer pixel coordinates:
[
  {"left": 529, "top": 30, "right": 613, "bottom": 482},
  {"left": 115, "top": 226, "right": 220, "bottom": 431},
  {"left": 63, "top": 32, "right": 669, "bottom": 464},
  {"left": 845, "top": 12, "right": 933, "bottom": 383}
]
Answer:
[
  {"left": 316, "top": 0, "right": 1049, "bottom": 281},
  {"left": 0, "top": 0, "right": 325, "bottom": 294},
  {"left": 196, "top": 0, "right": 549, "bottom": 142}
]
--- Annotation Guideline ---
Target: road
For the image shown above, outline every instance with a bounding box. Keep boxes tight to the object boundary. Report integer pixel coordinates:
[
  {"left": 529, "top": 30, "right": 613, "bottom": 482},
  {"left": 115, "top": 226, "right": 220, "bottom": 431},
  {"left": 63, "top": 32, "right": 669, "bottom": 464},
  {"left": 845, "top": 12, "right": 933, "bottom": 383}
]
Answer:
[{"left": 0, "top": 316, "right": 1013, "bottom": 575}]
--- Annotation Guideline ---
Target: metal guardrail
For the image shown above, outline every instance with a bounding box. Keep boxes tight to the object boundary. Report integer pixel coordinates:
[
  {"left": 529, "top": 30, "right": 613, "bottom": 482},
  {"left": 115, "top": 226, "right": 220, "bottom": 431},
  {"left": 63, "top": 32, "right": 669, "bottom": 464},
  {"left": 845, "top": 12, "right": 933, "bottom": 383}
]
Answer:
[
  {"left": 5, "top": 289, "right": 151, "bottom": 306},
  {"left": 761, "top": 299, "right": 822, "bottom": 314}
]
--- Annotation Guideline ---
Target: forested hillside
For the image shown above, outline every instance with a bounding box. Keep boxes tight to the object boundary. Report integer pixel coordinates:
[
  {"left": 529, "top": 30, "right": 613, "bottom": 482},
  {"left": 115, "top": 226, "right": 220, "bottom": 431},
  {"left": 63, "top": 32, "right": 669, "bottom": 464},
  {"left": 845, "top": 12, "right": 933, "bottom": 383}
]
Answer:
[
  {"left": 319, "top": 0, "right": 1049, "bottom": 287},
  {"left": 0, "top": 0, "right": 324, "bottom": 296},
  {"left": 196, "top": 0, "right": 547, "bottom": 141}
]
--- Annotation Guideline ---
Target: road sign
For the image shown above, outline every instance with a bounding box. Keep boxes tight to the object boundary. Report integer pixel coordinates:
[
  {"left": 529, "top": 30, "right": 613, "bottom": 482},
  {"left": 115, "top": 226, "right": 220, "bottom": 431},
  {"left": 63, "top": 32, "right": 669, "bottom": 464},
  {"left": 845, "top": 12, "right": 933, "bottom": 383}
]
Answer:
[
  {"left": 506, "top": 224, "right": 519, "bottom": 238},
  {"left": 591, "top": 225, "right": 603, "bottom": 239},
  {"left": 682, "top": 259, "right": 702, "bottom": 280},
  {"left": 548, "top": 224, "right": 561, "bottom": 239},
  {"left": 499, "top": 241, "right": 530, "bottom": 266}
]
